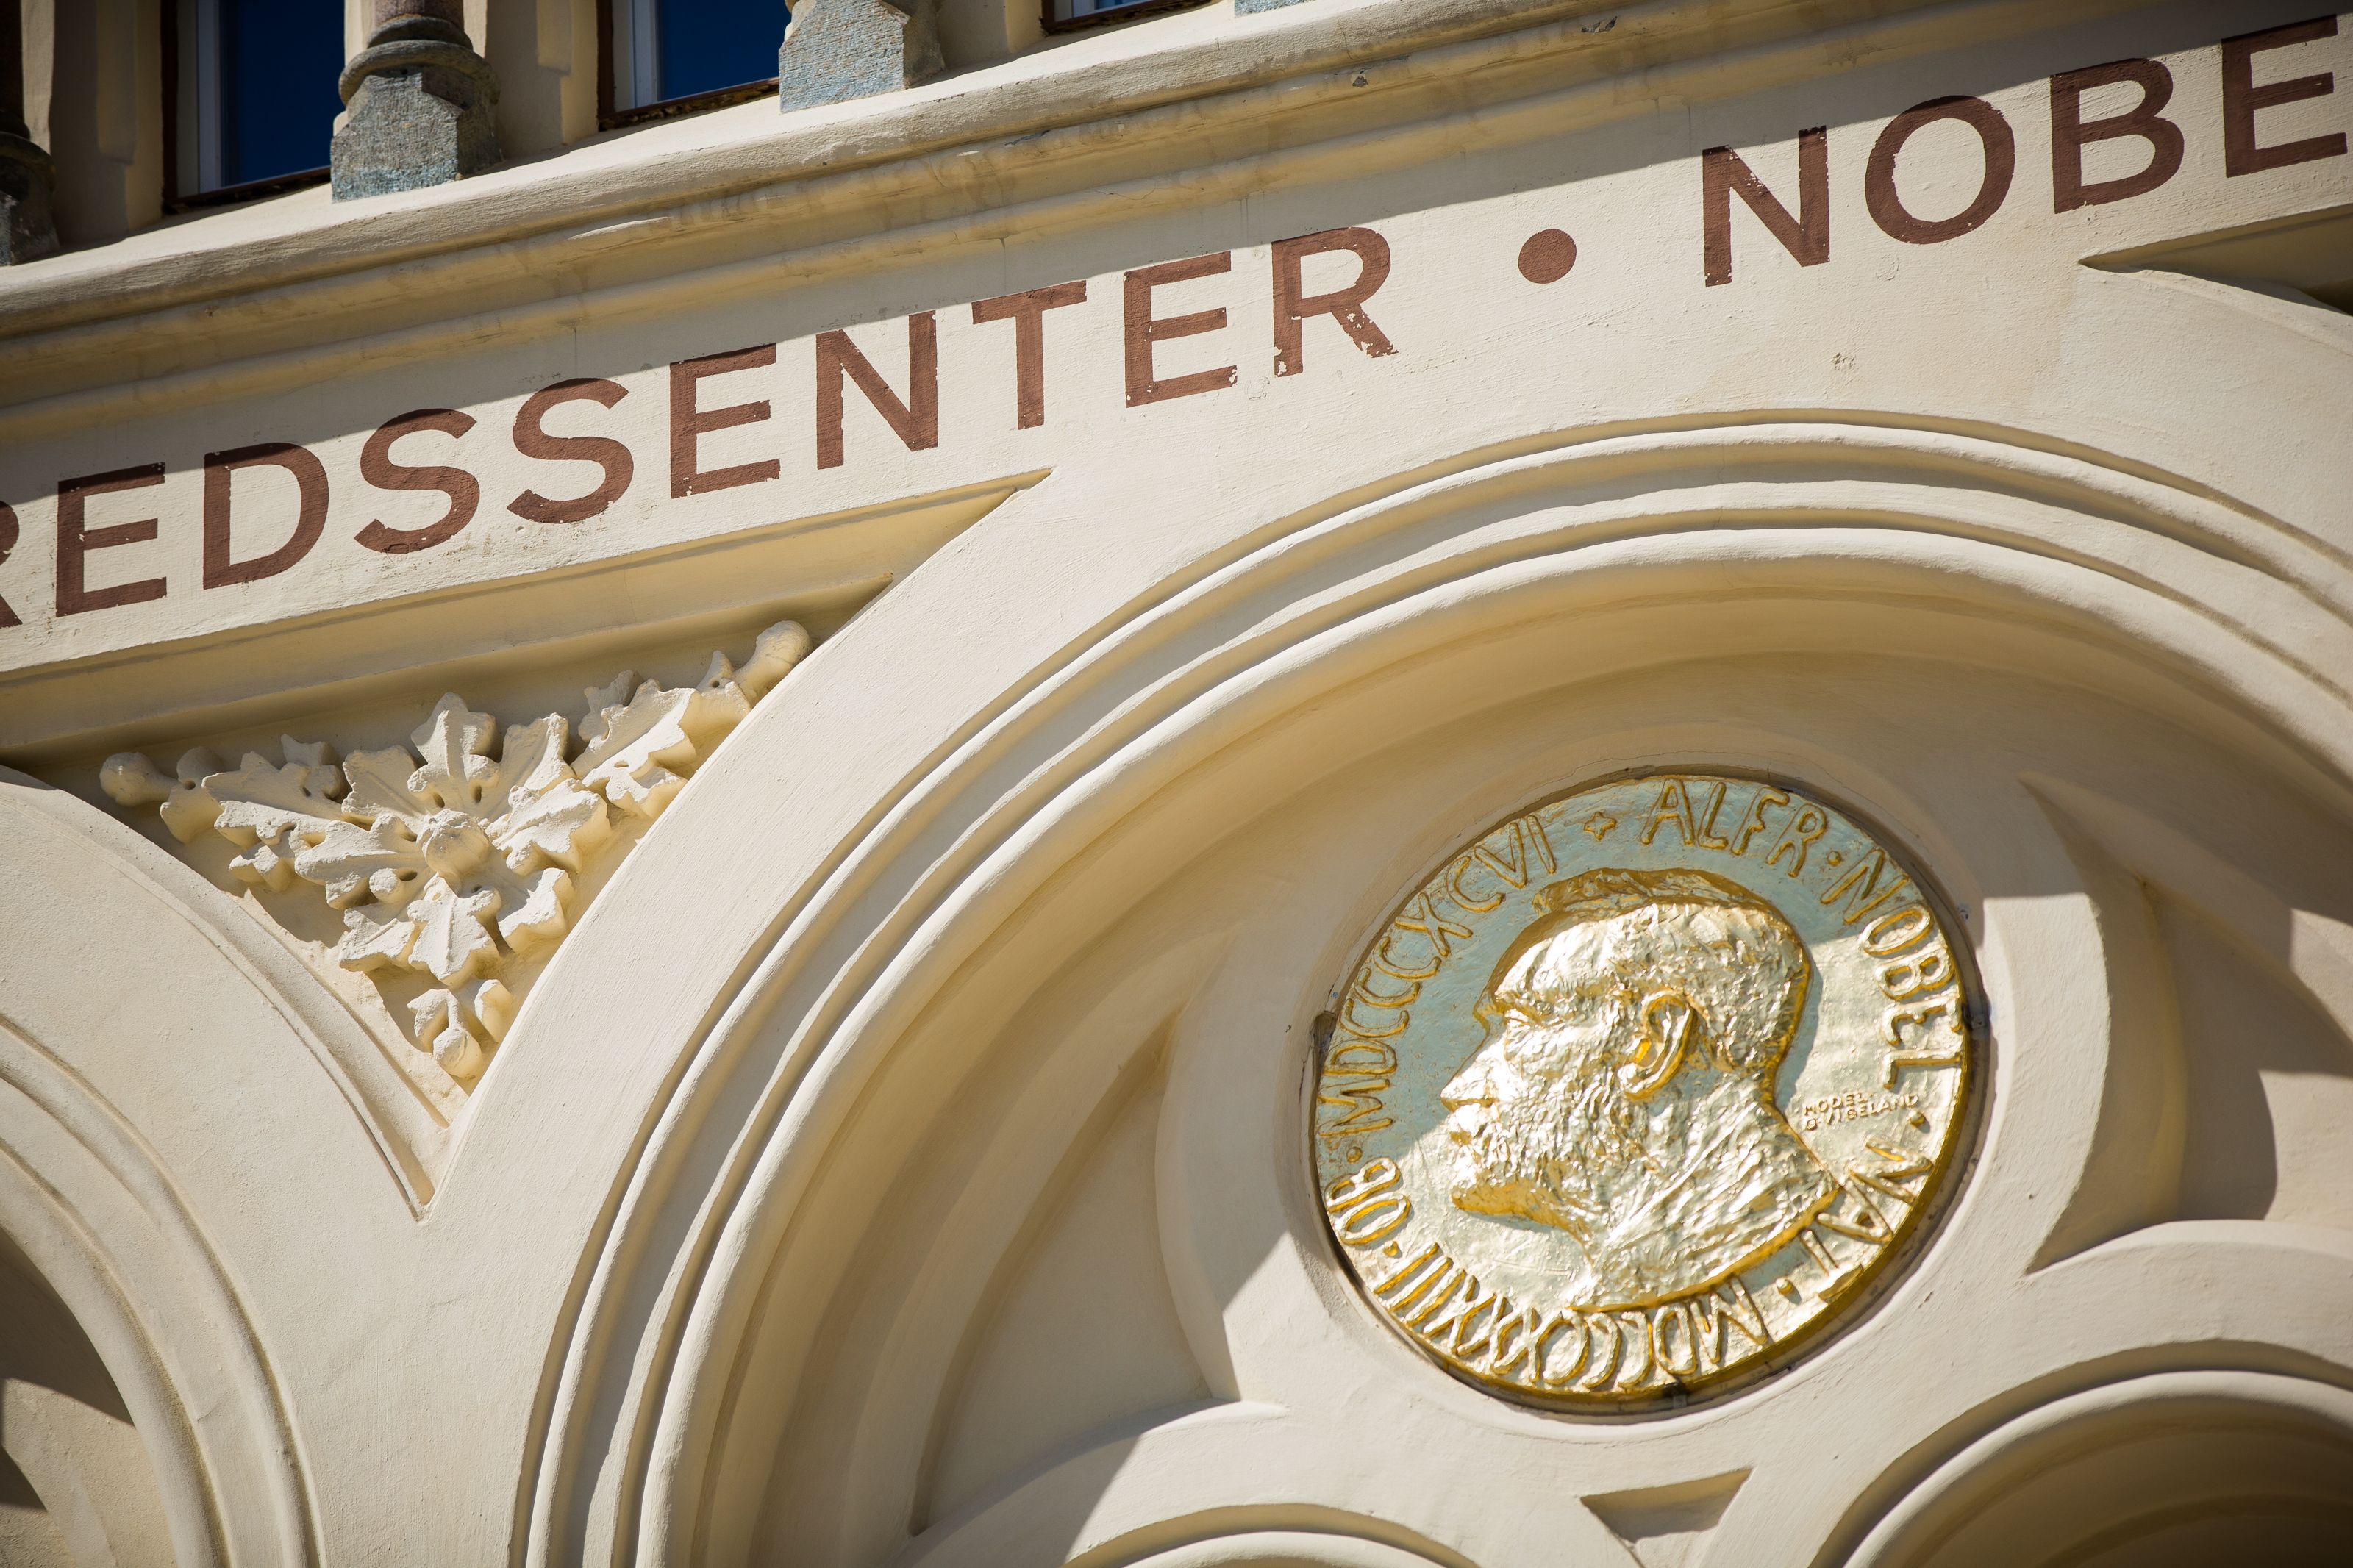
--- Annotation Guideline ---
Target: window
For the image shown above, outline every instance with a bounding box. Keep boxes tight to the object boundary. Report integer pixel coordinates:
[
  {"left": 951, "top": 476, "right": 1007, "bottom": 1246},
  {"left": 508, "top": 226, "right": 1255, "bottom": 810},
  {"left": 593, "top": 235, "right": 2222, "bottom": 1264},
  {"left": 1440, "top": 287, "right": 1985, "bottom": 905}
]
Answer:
[
  {"left": 1046, "top": 0, "right": 1199, "bottom": 32},
  {"left": 167, "top": 0, "right": 343, "bottom": 206},
  {"left": 603, "top": 0, "right": 789, "bottom": 125}
]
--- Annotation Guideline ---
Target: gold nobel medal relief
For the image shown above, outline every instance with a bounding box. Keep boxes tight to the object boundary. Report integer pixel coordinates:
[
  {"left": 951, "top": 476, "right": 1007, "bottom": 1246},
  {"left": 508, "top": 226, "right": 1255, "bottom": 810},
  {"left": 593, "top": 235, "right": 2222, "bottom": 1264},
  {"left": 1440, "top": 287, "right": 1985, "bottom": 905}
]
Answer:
[{"left": 1313, "top": 774, "right": 1974, "bottom": 1408}]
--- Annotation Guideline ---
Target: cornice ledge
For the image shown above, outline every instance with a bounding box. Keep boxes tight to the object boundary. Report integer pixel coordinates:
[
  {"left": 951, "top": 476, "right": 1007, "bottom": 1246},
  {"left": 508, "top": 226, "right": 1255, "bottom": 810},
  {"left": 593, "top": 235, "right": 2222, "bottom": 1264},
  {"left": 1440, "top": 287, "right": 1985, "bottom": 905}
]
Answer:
[{"left": 0, "top": 0, "right": 1985, "bottom": 345}]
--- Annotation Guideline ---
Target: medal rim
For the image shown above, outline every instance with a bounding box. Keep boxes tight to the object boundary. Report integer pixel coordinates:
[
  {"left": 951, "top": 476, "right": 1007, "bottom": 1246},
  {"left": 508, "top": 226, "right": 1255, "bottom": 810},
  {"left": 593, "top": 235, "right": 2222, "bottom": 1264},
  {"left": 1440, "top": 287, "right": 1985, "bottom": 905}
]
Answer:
[{"left": 1302, "top": 766, "right": 1991, "bottom": 1419}]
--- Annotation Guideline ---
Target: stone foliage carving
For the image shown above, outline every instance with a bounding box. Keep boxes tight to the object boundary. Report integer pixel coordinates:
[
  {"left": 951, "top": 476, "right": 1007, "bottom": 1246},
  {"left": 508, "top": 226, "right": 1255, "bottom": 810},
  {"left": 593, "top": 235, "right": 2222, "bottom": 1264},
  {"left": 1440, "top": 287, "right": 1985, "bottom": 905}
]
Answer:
[{"left": 102, "top": 623, "right": 809, "bottom": 1086}]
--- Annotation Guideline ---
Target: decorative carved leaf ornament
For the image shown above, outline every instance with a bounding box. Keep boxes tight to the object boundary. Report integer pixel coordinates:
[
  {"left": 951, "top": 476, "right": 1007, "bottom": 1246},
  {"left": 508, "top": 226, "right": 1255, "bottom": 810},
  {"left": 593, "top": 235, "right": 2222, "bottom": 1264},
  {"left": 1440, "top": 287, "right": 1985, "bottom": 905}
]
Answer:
[{"left": 102, "top": 621, "right": 810, "bottom": 1087}]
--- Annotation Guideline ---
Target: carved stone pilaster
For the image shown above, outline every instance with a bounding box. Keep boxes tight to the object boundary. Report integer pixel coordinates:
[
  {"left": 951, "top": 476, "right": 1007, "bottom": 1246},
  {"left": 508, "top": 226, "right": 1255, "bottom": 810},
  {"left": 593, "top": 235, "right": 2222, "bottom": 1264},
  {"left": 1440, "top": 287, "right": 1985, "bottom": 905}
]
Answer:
[
  {"left": 332, "top": 0, "right": 501, "bottom": 201},
  {"left": 776, "top": 0, "right": 943, "bottom": 114},
  {"left": 0, "top": 0, "right": 58, "bottom": 263}
]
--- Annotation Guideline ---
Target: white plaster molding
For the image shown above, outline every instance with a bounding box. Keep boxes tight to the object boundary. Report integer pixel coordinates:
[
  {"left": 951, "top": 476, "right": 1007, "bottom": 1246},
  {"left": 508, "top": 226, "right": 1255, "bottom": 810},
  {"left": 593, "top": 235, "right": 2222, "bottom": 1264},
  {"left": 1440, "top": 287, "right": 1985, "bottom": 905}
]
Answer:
[
  {"left": 0, "top": 1010, "right": 315, "bottom": 1567},
  {"left": 1, "top": 476, "right": 1018, "bottom": 760},
  {"left": 0, "top": 0, "right": 1968, "bottom": 343},
  {"left": 0, "top": 0, "right": 2120, "bottom": 423},
  {"left": 513, "top": 423, "right": 2353, "bottom": 1567},
  {"left": 99, "top": 620, "right": 808, "bottom": 1084},
  {"left": 1843, "top": 1370, "right": 2353, "bottom": 1568}
]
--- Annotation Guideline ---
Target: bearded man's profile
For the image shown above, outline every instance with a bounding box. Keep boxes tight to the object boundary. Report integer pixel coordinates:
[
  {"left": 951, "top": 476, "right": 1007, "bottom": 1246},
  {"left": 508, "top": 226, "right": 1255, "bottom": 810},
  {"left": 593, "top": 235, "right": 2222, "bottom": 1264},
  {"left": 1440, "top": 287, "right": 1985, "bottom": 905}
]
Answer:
[{"left": 1438, "top": 866, "right": 1837, "bottom": 1309}]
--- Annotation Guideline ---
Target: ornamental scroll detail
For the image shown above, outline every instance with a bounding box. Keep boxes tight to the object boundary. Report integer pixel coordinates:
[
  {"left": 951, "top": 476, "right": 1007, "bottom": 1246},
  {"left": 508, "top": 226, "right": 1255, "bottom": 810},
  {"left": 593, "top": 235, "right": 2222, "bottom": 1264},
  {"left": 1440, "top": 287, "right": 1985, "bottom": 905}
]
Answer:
[{"left": 100, "top": 621, "right": 809, "bottom": 1088}]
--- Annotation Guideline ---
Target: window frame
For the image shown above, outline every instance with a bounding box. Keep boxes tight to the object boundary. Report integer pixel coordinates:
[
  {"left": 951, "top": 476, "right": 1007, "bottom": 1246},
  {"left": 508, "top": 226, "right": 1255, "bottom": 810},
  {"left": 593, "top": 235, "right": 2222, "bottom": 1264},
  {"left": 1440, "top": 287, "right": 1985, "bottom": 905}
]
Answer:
[
  {"left": 160, "top": 0, "right": 332, "bottom": 212},
  {"left": 1040, "top": 0, "right": 1209, "bottom": 37},
  {"left": 596, "top": 0, "right": 781, "bottom": 131}
]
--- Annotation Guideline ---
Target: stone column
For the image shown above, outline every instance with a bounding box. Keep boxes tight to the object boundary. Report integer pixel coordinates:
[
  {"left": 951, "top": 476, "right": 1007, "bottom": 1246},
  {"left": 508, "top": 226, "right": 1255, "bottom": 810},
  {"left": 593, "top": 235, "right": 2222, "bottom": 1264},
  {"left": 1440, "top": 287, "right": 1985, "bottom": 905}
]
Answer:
[
  {"left": 0, "top": 0, "right": 58, "bottom": 262},
  {"left": 776, "top": 0, "right": 943, "bottom": 114},
  {"left": 332, "top": 0, "right": 501, "bottom": 201}
]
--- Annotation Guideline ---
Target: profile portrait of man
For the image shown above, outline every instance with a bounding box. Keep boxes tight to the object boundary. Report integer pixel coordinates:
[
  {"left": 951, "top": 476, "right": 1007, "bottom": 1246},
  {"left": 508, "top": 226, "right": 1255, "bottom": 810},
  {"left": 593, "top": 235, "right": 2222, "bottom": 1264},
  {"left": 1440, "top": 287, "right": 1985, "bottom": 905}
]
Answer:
[{"left": 1438, "top": 865, "right": 1837, "bottom": 1309}]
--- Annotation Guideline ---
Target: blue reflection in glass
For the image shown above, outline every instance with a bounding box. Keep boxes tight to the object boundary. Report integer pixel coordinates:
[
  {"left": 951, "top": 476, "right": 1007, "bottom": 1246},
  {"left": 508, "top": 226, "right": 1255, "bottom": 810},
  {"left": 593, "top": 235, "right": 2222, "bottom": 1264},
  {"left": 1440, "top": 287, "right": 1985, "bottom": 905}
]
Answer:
[
  {"left": 658, "top": 0, "right": 789, "bottom": 102},
  {"left": 216, "top": 0, "right": 344, "bottom": 187}
]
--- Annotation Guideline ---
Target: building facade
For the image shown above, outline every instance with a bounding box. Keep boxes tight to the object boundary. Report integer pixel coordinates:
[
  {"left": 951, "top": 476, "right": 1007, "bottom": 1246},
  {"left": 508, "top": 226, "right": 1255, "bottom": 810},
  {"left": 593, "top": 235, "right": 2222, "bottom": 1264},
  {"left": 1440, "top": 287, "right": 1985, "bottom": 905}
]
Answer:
[{"left": 3, "top": 1, "right": 2352, "bottom": 1564}]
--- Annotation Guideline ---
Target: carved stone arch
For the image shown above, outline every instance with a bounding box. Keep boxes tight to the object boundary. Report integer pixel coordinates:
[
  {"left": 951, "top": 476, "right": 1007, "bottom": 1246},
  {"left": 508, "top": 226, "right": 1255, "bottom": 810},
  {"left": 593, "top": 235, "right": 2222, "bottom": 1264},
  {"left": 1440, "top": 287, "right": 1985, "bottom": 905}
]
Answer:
[
  {"left": 2, "top": 770, "right": 451, "bottom": 1209},
  {"left": 1108, "top": 1537, "right": 1468, "bottom": 1568},
  {"left": 0, "top": 770, "right": 465, "bottom": 1567},
  {"left": 0, "top": 1142, "right": 197, "bottom": 1567},
  {"left": 515, "top": 421, "right": 2353, "bottom": 1568},
  {"left": 0, "top": 1013, "right": 313, "bottom": 1567},
  {"left": 1838, "top": 1370, "right": 2353, "bottom": 1567}
]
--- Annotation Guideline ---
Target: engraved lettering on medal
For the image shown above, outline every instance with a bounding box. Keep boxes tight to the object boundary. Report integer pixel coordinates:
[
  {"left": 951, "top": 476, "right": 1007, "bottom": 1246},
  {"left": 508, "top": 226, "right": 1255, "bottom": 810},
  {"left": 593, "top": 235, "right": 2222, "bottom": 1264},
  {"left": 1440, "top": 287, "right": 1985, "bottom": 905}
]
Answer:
[
  {"left": 1402, "top": 1267, "right": 1470, "bottom": 1328},
  {"left": 1447, "top": 855, "right": 1508, "bottom": 912},
  {"left": 1571, "top": 1313, "right": 1618, "bottom": 1390},
  {"left": 1692, "top": 780, "right": 1735, "bottom": 850},
  {"left": 1821, "top": 845, "right": 1913, "bottom": 925},
  {"left": 1729, "top": 785, "right": 1790, "bottom": 856},
  {"left": 1315, "top": 773, "right": 1971, "bottom": 1406},
  {"left": 1763, "top": 803, "right": 1830, "bottom": 874},
  {"left": 1381, "top": 1253, "right": 1458, "bottom": 1314},
  {"left": 1317, "top": 1075, "right": 1393, "bottom": 1143},
  {"left": 1689, "top": 1278, "right": 1771, "bottom": 1371},
  {"left": 1798, "top": 1226, "right": 1864, "bottom": 1299},
  {"left": 1421, "top": 1275, "right": 1499, "bottom": 1345},
  {"left": 1486, "top": 1306, "right": 1538, "bottom": 1376},
  {"left": 1392, "top": 892, "right": 1474, "bottom": 959},
  {"left": 1640, "top": 777, "right": 1699, "bottom": 845},
  {"left": 1882, "top": 998, "right": 1965, "bottom": 1086},
  {"left": 1814, "top": 1181, "right": 1896, "bottom": 1246},
  {"left": 1532, "top": 1311, "right": 1588, "bottom": 1387},
  {"left": 1338, "top": 995, "right": 1408, "bottom": 1039},
  {"left": 1373, "top": 929, "right": 1440, "bottom": 981},
  {"left": 1850, "top": 1138, "right": 1935, "bottom": 1208},
  {"left": 1796, "top": 1087, "right": 1921, "bottom": 1131},
  {"left": 1325, "top": 1158, "right": 1413, "bottom": 1243},
  {"left": 1324, "top": 1039, "right": 1397, "bottom": 1077},
  {"left": 1615, "top": 1310, "right": 1657, "bottom": 1389},
  {"left": 1652, "top": 1300, "right": 1698, "bottom": 1376}
]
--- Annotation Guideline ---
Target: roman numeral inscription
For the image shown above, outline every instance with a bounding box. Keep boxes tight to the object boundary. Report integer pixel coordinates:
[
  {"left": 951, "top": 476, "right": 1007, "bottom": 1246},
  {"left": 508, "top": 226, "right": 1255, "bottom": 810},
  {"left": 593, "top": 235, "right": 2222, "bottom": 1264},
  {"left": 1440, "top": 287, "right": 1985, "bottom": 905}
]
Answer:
[
  {"left": 1313, "top": 773, "right": 1971, "bottom": 1408},
  {"left": 1327, "top": 1209, "right": 1777, "bottom": 1396}
]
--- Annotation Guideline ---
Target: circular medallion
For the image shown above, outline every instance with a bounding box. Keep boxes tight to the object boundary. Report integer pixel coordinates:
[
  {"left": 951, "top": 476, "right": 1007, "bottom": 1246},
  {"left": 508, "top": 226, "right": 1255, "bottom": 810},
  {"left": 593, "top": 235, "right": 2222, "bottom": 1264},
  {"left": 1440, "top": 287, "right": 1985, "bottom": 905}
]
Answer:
[{"left": 1313, "top": 773, "right": 1974, "bottom": 1409}]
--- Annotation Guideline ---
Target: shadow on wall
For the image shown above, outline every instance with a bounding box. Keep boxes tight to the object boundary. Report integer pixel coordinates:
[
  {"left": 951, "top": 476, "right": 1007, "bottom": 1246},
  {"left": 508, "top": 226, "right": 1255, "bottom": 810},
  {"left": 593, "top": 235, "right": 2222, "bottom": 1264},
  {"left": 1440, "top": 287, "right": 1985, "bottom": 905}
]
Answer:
[
  {"left": 2161, "top": 893, "right": 2353, "bottom": 1227},
  {"left": 1843, "top": 1372, "right": 2353, "bottom": 1568},
  {"left": 0, "top": 1231, "right": 171, "bottom": 1567}
]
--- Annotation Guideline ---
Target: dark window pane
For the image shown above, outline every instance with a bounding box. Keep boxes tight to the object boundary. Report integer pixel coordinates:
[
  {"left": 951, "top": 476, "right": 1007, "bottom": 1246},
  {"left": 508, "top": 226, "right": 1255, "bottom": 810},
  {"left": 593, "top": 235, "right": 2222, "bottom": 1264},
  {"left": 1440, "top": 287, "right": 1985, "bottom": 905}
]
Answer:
[
  {"left": 1053, "top": 0, "right": 1165, "bottom": 21},
  {"left": 218, "top": 0, "right": 343, "bottom": 186},
  {"left": 657, "top": 0, "right": 786, "bottom": 103}
]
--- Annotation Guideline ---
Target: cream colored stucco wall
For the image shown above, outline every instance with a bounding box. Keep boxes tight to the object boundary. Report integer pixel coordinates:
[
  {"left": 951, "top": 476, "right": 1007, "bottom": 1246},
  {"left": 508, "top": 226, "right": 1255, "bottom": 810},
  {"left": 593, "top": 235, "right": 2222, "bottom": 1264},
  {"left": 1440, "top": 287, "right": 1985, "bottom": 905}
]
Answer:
[{"left": 2, "top": 1, "right": 2352, "bottom": 1564}]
